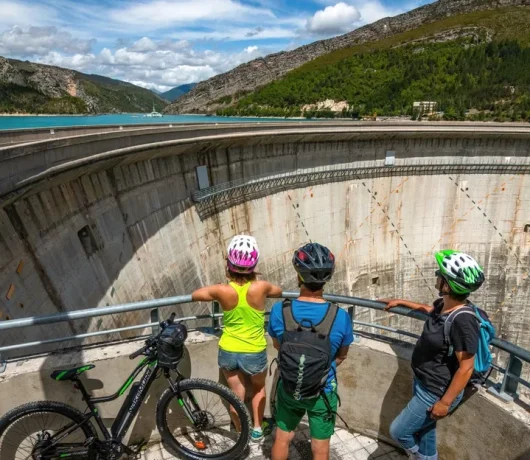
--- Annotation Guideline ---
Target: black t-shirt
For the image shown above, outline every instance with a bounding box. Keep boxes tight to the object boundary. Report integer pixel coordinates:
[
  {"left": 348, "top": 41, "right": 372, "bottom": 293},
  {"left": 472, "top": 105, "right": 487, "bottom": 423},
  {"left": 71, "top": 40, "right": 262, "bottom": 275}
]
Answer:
[{"left": 411, "top": 299, "right": 480, "bottom": 397}]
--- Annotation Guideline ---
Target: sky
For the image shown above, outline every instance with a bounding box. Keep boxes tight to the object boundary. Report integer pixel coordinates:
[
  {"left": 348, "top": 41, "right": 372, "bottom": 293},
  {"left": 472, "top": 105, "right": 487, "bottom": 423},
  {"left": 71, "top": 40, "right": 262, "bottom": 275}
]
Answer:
[{"left": 0, "top": 0, "right": 434, "bottom": 92}]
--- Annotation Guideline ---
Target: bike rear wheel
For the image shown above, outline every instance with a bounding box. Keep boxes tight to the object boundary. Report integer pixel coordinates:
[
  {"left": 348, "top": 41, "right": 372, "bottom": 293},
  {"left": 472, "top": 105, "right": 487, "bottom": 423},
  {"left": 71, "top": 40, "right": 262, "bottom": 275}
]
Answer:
[
  {"left": 0, "top": 401, "right": 97, "bottom": 460},
  {"left": 157, "top": 378, "right": 251, "bottom": 460}
]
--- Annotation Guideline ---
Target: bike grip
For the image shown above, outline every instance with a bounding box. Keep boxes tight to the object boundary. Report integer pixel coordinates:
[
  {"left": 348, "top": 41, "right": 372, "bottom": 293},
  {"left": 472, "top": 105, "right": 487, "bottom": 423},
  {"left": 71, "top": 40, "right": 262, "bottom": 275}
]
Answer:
[{"left": 129, "top": 347, "right": 145, "bottom": 359}]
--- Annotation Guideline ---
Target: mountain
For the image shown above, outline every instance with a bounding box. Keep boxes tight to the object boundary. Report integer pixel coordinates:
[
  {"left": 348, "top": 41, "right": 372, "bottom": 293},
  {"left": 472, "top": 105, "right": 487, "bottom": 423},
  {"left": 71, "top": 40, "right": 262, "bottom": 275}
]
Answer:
[
  {"left": 161, "top": 83, "right": 197, "bottom": 102},
  {"left": 0, "top": 57, "right": 167, "bottom": 114},
  {"left": 164, "top": 0, "right": 530, "bottom": 114},
  {"left": 219, "top": 38, "right": 530, "bottom": 121}
]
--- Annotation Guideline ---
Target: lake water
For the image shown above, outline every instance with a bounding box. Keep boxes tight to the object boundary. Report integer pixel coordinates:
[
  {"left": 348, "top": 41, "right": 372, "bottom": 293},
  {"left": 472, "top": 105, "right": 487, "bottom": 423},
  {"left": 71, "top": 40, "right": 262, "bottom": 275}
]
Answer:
[{"left": 0, "top": 114, "right": 311, "bottom": 130}]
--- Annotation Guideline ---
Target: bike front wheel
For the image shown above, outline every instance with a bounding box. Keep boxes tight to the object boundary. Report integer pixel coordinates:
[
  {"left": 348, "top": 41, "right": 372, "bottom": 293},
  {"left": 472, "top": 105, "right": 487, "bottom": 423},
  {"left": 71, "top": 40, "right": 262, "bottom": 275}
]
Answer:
[
  {"left": 0, "top": 401, "right": 97, "bottom": 460},
  {"left": 157, "top": 378, "right": 251, "bottom": 460}
]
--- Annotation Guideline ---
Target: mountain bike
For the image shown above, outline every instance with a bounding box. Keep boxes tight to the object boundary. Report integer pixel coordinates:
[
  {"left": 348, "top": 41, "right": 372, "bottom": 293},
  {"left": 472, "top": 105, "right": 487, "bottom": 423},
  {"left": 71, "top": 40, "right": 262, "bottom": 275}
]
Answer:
[{"left": 0, "top": 314, "right": 251, "bottom": 460}]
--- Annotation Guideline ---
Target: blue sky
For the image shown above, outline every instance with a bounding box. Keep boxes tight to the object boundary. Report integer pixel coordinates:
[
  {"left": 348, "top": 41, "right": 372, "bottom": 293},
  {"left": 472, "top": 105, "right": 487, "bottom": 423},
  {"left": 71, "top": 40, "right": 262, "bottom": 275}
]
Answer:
[{"left": 0, "top": 0, "right": 433, "bottom": 91}]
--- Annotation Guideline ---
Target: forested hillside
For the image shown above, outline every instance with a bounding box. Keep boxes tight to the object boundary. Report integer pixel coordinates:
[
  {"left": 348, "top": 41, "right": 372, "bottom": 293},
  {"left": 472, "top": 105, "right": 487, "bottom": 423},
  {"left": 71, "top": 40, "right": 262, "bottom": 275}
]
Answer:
[{"left": 218, "top": 39, "right": 530, "bottom": 121}]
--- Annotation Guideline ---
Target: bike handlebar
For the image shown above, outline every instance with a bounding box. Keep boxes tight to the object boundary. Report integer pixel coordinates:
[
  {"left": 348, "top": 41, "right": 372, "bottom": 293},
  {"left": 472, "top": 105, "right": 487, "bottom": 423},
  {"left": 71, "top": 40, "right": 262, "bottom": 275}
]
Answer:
[
  {"left": 128, "top": 313, "right": 177, "bottom": 360},
  {"left": 129, "top": 346, "right": 146, "bottom": 360}
]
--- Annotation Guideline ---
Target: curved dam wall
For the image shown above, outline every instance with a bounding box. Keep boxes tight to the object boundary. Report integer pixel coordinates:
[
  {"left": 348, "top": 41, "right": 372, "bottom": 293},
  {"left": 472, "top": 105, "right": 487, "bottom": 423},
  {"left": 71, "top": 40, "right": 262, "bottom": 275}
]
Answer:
[{"left": 0, "top": 124, "right": 529, "bottom": 363}]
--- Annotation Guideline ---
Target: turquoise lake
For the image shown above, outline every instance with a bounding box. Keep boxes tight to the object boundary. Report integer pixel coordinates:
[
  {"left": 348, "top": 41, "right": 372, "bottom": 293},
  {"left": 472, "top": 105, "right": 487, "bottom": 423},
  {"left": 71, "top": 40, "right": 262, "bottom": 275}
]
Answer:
[{"left": 0, "top": 114, "right": 313, "bottom": 130}]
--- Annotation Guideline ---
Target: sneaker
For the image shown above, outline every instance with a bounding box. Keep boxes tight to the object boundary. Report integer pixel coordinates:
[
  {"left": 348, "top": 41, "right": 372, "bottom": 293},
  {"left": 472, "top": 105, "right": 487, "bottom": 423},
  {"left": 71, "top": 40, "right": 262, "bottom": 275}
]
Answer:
[
  {"left": 262, "top": 418, "right": 274, "bottom": 436},
  {"left": 251, "top": 418, "right": 274, "bottom": 442},
  {"left": 251, "top": 429, "right": 264, "bottom": 442}
]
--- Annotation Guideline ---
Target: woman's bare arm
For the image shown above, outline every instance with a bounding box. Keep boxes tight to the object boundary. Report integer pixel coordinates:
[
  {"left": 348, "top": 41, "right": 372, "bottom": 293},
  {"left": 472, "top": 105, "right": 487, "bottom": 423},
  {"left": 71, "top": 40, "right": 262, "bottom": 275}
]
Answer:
[
  {"left": 264, "top": 282, "right": 283, "bottom": 298},
  {"left": 381, "top": 298, "right": 434, "bottom": 314},
  {"left": 191, "top": 285, "right": 222, "bottom": 302}
]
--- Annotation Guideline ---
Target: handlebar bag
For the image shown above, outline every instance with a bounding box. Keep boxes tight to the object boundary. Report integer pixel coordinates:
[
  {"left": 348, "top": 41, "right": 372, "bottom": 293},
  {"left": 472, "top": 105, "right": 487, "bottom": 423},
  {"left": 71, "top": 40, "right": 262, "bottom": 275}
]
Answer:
[{"left": 158, "top": 323, "right": 187, "bottom": 369}]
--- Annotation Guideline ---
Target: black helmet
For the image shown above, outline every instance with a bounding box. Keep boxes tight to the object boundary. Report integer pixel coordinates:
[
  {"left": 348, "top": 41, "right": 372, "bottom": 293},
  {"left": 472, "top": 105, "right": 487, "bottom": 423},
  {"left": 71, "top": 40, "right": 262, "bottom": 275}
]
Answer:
[{"left": 292, "top": 243, "right": 335, "bottom": 284}]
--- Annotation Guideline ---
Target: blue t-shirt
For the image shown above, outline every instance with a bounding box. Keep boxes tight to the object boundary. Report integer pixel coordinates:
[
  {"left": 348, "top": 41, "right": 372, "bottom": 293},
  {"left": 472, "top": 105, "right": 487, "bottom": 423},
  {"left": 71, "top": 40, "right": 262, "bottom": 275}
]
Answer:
[{"left": 268, "top": 299, "right": 354, "bottom": 393}]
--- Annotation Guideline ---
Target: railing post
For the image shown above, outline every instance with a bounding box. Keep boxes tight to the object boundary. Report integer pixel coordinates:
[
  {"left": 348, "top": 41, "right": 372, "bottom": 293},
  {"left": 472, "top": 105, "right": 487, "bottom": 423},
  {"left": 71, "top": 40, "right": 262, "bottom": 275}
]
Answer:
[
  {"left": 488, "top": 354, "right": 522, "bottom": 402},
  {"left": 212, "top": 301, "right": 221, "bottom": 331},
  {"left": 505, "top": 356, "right": 522, "bottom": 397},
  {"left": 0, "top": 353, "right": 6, "bottom": 374},
  {"left": 348, "top": 306, "right": 361, "bottom": 343},
  {"left": 150, "top": 308, "right": 160, "bottom": 335}
]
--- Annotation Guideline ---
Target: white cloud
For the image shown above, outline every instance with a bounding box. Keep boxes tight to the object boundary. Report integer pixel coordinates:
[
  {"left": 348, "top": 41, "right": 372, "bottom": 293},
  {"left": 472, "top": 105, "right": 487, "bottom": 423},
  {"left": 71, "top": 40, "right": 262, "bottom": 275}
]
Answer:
[
  {"left": 0, "top": 1, "right": 56, "bottom": 28},
  {"left": 355, "top": 0, "right": 402, "bottom": 25},
  {"left": 0, "top": 26, "right": 95, "bottom": 57},
  {"left": 107, "top": 0, "right": 275, "bottom": 30},
  {"left": 306, "top": 2, "right": 361, "bottom": 35},
  {"left": 172, "top": 26, "right": 297, "bottom": 42},
  {"left": 37, "top": 39, "right": 265, "bottom": 92},
  {"left": 309, "top": 0, "right": 426, "bottom": 31}
]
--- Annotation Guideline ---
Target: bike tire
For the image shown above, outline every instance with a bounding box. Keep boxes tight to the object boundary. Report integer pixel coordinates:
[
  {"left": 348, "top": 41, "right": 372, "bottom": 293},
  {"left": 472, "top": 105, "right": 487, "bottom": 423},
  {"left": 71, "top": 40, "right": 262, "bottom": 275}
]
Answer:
[
  {"left": 0, "top": 401, "right": 97, "bottom": 460},
  {"left": 157, "top": 378, "right": 251, "bottom": 460}
]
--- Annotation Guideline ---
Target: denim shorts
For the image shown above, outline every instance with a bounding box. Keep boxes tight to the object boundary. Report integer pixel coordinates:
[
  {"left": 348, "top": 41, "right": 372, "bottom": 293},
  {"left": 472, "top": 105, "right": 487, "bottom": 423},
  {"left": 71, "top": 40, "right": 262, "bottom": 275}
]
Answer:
[{"left": 218, "top": 349, "right": 268, "bottom": 375}]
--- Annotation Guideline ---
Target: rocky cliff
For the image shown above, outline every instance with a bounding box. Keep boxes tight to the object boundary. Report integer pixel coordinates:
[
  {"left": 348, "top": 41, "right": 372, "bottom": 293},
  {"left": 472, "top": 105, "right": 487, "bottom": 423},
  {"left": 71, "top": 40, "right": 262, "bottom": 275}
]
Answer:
[
  {"left": 0, "top": 57, "right": 166, "bottom": 114},
  {"left": 165, "top": 0, "right": 530, "bottom": 114}
]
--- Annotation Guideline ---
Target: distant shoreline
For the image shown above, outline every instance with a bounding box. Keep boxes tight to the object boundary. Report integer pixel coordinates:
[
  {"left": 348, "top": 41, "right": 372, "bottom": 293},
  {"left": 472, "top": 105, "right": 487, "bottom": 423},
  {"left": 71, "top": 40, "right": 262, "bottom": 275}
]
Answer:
[
  {"left": 0, "top": 113, "right": 145, "bottom": 117},
  {"left": 0, "top": 113, "right": 96, "bottom": 117}
]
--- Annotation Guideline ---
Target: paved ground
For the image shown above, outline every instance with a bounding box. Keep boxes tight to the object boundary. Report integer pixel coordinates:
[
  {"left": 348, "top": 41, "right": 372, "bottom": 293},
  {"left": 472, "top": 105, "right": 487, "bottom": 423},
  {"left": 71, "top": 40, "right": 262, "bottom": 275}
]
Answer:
[{"left": 141, "top": 426, "right": 407, "bottom": 460}]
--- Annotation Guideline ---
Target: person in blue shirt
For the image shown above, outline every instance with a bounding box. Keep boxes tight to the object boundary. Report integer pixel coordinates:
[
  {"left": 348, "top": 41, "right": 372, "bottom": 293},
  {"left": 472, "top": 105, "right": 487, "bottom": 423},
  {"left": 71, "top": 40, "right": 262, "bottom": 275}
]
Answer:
[{"left": 268, "top": 243, "right": 354, "bottom": 460}]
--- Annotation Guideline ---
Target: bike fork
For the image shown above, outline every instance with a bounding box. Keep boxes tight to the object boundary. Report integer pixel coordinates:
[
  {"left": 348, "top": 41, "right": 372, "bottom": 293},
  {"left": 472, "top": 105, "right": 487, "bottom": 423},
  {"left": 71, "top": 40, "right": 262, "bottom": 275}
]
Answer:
[{"left": 166, "top": 373, "right": 200, "bottom": 426}]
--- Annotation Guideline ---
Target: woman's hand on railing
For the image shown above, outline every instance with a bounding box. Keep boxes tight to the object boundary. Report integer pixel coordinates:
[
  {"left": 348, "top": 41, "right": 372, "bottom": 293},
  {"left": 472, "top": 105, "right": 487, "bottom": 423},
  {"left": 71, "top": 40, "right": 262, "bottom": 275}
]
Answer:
[
  {"left": 381, "top": 299, "right": 403, "bottom": 311},
  {"left": 381, "top": 299, "right": 434, "bottom": 314}
]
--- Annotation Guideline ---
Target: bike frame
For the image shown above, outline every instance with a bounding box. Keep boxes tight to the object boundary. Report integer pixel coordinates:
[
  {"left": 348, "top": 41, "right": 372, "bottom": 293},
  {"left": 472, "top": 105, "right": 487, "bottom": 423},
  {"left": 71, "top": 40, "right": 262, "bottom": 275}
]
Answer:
[{"left": 37, "top": 356, "right": 183, "bottom": 458}]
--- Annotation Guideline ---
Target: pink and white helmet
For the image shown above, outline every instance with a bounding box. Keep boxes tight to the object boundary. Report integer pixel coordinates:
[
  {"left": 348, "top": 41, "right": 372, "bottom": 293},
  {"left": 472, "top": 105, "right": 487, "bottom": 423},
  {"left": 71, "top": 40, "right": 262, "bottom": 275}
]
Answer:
[{"left": 227, "top": 235, "right": 260, "bottom": 274}]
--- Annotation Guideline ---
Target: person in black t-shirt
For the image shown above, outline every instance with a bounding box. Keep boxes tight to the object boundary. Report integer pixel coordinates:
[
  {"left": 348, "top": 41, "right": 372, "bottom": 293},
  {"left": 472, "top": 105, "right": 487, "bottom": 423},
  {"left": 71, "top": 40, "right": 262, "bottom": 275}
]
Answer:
[{"left": 382, "top": 250, "right": 485, "bottom": 460}]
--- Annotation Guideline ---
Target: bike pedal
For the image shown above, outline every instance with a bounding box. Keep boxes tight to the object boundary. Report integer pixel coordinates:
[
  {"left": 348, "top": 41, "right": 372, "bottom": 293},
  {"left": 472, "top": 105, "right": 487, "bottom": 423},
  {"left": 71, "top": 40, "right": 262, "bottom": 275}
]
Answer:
[{"left": 131, "top": 440, "right": 148, "bottom": 453}]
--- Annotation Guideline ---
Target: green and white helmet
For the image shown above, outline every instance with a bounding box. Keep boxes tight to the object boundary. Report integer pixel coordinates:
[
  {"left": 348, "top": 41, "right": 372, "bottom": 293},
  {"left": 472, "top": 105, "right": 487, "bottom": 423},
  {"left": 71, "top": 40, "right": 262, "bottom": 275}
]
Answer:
[{"left": 434, "top": 249, "right": 485, "bottom": 295}]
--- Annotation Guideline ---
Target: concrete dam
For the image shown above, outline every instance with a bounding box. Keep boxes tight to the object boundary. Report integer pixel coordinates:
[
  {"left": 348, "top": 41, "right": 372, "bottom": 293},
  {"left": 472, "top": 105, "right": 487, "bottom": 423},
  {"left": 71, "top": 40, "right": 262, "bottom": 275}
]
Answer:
[{"left": 0, "top": 122, "right": 529, "bottom": 460}]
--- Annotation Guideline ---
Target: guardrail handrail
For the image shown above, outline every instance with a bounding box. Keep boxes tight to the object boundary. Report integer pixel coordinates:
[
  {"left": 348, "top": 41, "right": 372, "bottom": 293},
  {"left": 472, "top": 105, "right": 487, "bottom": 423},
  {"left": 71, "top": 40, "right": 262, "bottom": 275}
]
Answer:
[
  {"left": 0, "top": 291, "right": 528, "bottom": 362},
  {"left": 192, "top": 162, "right": 530, "bottom": 202},
  {"left": 0, "top": 291, "right": 528, "bottom": 401}
]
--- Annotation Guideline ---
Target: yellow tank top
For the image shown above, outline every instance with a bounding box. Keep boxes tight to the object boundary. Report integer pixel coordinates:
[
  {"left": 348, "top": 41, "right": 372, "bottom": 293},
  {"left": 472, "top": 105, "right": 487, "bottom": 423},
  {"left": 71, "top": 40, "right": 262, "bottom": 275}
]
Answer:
[{"left": 218, "top": 282, "right": 266, "bottom": 353}]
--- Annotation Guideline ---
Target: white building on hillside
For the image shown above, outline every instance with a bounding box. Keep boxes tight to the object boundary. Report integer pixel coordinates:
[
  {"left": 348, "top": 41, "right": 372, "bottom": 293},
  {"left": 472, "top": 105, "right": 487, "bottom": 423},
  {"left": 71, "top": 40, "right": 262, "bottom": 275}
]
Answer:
[{"left": 413, "top": 101, "right": 437, "bottom": 115}]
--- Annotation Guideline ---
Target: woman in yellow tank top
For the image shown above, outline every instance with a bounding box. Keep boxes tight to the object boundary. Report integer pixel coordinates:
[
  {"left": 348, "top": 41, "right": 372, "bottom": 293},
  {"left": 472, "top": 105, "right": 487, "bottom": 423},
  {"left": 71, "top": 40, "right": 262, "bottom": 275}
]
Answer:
[{"left": 192, "top": 235, "right": 282, "bottom": 442}]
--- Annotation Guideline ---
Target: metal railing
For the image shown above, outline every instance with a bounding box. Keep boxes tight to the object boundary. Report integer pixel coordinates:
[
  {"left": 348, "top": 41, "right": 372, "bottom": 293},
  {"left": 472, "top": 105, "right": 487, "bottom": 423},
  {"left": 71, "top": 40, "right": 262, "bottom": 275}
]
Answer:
[
  {"left": 0, "top": 292, "right": 528, "bottom": 402},
  {"left": 193, "top": 162, "right": 530, "bottom": 202},
  {"left": 191, "top": 162, "right": 530, "bottom": 219}
]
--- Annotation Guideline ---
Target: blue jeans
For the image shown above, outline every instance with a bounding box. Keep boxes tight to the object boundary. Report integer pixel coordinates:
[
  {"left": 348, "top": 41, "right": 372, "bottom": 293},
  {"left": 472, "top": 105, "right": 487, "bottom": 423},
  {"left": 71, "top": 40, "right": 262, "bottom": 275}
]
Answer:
[
  {"left": 389, "top": 378, "right": 463, "bottom": 460},
  {"left": 218, "top": 349, "right": 268, "bottom": 375}
]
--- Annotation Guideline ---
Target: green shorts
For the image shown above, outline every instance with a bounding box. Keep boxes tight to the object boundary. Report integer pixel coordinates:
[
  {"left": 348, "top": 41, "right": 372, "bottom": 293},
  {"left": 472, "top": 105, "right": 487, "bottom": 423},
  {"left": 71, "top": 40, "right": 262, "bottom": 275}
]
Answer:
[{"left": 275, "top": 382, "right": 338, "bottom": 440}]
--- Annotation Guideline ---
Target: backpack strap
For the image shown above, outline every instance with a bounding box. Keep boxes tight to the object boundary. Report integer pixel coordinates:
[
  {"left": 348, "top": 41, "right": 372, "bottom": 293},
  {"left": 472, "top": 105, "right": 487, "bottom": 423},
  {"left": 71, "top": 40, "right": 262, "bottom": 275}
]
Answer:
[
  {"left": 314, "top": 303, "right": 339, "bottom": 336},
  {"left": 282, "top": 300, "right": 339, "bottom": 334},
  {"left": 443, "top": 305, "right": 479, "bottom": 356},
  {"left": 282, "top": 299, "right": 301, "bottom": 332}
]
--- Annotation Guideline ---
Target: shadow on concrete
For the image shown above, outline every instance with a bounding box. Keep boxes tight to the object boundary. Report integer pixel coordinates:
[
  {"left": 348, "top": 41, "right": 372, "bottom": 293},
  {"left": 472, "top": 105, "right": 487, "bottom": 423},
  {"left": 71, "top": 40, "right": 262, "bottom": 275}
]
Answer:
[{"left": 363, "top": 336, "right": 412, "bottom": 459}]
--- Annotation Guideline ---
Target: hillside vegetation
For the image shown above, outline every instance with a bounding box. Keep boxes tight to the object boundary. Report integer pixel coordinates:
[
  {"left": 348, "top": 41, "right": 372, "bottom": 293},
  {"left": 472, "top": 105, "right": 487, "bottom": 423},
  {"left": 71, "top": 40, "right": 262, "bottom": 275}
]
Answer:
[
  {"left": 0, "top": 58, "right": 167, "bottom": 114},
  {"left": 218, "top": 7, "right": 530, "bottom": 121}
]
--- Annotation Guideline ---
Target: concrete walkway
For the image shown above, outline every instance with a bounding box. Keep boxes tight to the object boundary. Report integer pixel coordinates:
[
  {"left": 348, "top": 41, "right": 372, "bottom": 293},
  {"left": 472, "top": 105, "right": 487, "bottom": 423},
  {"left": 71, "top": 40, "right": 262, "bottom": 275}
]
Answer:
[{"left": 141, "top": 426, "right": 407, "bottom": 460}]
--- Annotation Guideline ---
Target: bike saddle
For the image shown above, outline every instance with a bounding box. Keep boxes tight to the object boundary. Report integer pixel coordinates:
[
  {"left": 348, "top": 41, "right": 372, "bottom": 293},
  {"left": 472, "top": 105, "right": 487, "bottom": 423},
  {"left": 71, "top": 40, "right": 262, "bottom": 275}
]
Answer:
[{"left": 50, "top": 364, "right": 95, "bottom": 381}]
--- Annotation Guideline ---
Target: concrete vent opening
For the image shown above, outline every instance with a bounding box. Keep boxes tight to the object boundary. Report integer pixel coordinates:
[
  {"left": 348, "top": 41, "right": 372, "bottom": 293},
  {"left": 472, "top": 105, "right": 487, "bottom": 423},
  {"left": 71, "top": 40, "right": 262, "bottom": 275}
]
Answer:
[
  {"left": 372, "top": 276, "right": 380, "bottom": 286},
  {"left": 78, "top": 226, "right": 98, "bottom": 257},
  {"left": 524, "top": 224, "right": 530, "bottom": 233}
]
